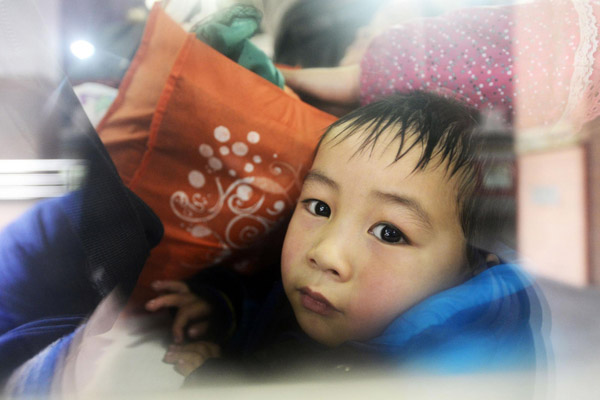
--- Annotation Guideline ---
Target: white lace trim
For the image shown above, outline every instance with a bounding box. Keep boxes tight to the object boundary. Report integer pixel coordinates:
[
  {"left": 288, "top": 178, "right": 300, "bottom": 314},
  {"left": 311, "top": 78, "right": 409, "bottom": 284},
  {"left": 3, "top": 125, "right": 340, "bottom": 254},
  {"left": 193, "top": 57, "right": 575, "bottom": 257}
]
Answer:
[{"left": 560, "top": 0, "right": 599, "bottom": 124}]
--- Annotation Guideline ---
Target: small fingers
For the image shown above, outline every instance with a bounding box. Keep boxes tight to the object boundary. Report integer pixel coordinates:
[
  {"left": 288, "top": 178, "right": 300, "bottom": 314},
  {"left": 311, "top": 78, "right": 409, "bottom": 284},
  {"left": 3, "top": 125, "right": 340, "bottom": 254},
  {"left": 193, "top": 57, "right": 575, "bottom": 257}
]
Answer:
[
  {"left": 164, "top": 342, "right": 221, "bottom": 376},
  {"left": 187, "top": 321, "right": 209, "bottom": 340},
  {"left": 172, "top": 302, "right": 212, "bottom": 343},
  {"left": 151, "top": 280, "right": 190, "bottom": 294},
  {"left": 175, "top": 358, "right": 200, "bottom": 377},
  {"left": 169, "top": 341, "right": 221, "bottom": 359},
  {"left": 164, "top": 351, "right": 205, "bottom": 376},
  {"left": 145, "top": 292, "right": 196, "bottom": 312}
]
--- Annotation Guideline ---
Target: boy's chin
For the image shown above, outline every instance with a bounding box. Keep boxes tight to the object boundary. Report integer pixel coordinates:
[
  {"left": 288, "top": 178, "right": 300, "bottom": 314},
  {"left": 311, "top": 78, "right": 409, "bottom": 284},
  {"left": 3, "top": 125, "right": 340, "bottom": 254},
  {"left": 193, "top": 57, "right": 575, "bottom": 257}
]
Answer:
[{"left": 294, "top": 311, "right": 347, "bottom": 347}]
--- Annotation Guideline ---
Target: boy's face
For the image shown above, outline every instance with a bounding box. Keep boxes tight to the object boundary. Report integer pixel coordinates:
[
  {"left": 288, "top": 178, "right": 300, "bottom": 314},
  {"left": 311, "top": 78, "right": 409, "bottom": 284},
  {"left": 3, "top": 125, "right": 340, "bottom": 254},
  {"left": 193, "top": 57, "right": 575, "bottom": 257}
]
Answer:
[{"left": 281, "top": 126, "right": 470, "bottom": 346}]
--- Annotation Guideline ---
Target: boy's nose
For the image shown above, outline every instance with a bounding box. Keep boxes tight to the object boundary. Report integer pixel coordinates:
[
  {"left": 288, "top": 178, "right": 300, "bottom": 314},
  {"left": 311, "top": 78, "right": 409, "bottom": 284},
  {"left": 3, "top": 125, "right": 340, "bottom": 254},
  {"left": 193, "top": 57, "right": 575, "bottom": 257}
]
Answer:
[{"left": 306, "top": 227, "right": 353, "bottom": 282}]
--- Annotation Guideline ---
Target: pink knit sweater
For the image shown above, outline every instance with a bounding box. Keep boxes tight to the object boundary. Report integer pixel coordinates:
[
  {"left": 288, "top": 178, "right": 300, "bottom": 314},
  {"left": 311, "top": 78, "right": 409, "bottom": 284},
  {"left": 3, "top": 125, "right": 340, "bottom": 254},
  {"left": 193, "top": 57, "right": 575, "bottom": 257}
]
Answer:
[{"left": 360, "top": 0, "right": 600, "bottom": 132}]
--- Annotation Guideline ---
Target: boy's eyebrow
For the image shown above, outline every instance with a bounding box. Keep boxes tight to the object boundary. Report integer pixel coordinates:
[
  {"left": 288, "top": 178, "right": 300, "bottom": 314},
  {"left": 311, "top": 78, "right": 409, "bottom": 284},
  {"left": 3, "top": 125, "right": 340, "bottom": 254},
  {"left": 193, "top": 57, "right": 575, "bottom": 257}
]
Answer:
[
  {"left": 304, "top": 170, "right": 433, "bottom": 230},
  {"left": 372, "top": 191, "right": 434, "bottom": 231},
  {"left": 303, "top": 170, "right": 339, "bottom": 191}
]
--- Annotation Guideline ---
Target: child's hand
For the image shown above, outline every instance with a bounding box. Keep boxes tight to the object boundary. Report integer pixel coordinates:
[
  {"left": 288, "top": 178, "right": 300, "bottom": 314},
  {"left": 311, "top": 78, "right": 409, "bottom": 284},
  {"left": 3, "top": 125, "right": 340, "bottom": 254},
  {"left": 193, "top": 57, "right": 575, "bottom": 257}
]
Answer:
[
  {"left": 163, "top": 341, "right": 221, "bottom": 376},
  {"left": 145, "top": 280, "right": 213, "bottom": 344}
]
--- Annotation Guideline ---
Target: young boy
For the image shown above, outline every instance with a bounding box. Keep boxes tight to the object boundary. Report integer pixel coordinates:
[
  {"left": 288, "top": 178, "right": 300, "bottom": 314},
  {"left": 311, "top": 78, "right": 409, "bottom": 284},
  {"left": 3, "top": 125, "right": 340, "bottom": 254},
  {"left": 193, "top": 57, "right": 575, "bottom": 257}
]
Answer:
[{"left": 146, "top": 91, "right": 539, "bottom": 381}]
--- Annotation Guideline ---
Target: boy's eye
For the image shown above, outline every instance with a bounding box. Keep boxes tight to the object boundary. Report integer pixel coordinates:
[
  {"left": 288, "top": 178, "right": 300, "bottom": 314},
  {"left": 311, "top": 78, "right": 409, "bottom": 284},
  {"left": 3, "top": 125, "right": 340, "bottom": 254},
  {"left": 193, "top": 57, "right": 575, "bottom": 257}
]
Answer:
[
  {"left": 369, "top": 223, "right": 408, "bottom": 245},
  {"left": 302, "top": 199, "right": 331, "bottom": 217}
]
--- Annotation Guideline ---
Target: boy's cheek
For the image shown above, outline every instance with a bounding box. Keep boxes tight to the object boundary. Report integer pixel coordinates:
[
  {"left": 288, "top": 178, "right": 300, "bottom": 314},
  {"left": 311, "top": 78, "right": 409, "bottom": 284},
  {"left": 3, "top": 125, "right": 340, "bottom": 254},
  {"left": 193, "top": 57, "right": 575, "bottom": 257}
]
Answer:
[
  {"left": 281, "top": 224, "right": 300, "bottom": 266},
  {"left": 281, "top": 212, "right": 315, "bottom": 266},
  {"left": 281, "top": 225, "right": 305, "bottom": 282}
]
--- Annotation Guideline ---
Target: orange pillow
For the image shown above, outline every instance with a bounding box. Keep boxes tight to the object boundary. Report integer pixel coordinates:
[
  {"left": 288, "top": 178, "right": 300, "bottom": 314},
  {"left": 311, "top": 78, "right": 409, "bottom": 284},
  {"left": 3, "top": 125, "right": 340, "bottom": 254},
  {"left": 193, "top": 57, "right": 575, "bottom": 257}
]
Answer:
[
  {"left": 97, "top": 5, "right": 188, "bottom": 185},
  {"left": 97, "top": 7, "right": 337, "bottom": 303}
]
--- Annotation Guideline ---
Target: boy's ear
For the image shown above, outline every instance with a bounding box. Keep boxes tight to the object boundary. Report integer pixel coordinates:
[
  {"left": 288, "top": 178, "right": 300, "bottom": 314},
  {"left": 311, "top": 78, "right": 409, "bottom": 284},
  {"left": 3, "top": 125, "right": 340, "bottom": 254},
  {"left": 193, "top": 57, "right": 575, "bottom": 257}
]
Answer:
[
  {"left": 472, "top": 253, "right": 500, "bottom": 277},
  {"left": 485, "top": 253, "right": 500, "bottom": 267}
]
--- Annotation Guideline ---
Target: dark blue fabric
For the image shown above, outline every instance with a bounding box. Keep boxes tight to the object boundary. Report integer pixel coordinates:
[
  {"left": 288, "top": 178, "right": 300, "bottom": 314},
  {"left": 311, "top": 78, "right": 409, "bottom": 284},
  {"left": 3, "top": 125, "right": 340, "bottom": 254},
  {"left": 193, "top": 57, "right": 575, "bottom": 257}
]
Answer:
[
  {"left": 0, "top": 194, "right": 105, "bottom": 335},
  {"left": 0, "top": 317, "right": 84, "bottom": 392},
  {"left": 17, "top": 330, "right": 77, "bottom": 396},
  {"left": 0, "top": 80, "right": 163, "bottom": 385}
]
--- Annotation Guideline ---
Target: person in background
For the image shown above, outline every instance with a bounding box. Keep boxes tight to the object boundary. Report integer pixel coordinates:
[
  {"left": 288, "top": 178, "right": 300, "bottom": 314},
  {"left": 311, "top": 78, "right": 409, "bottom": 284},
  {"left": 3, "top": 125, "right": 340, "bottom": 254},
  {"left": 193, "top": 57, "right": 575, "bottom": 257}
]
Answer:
[{"left": 281, "top": 0, "right": 600, "bottom": 135}]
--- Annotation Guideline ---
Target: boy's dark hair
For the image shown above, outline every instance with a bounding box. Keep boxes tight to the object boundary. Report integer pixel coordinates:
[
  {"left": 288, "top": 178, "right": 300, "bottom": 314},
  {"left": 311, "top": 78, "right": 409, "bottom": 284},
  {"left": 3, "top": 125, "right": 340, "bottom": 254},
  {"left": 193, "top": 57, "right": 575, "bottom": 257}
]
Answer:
[{"left": 318, "top": 91, "right": 484, "bottom": 268}]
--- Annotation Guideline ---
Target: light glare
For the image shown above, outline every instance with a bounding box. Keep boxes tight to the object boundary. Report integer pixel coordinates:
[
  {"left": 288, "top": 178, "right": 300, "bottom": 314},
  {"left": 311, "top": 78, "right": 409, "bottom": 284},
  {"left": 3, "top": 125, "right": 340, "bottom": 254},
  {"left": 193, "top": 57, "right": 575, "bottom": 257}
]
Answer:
[
  {"left": 145, "top": 0, "right": 161, "bottom": 9},
  {"left": 70, "top": 40, "right": 95, "bottom": 60}
]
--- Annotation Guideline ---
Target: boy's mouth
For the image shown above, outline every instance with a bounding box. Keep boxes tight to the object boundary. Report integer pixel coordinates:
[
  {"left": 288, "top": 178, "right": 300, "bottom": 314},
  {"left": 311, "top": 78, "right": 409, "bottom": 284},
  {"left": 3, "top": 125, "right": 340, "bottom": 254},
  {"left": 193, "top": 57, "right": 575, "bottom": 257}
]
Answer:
[{"left": 298, "top": 287, "right": 340, "bottom": 316}]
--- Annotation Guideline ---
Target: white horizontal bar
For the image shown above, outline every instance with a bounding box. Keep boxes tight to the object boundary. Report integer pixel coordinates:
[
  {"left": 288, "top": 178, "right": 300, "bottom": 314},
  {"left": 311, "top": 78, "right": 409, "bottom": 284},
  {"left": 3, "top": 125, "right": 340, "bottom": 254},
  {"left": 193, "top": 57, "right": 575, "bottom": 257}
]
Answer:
[
  {"left": 0, "top": 185, "right": 70, "bottom": 200},
  {"left": 0, "top": 159, "right": 85, "bottom": 173},
  {"left": 0, "top": 173, "right": 66, "bottom": 186}
]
